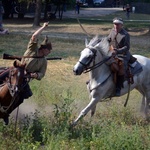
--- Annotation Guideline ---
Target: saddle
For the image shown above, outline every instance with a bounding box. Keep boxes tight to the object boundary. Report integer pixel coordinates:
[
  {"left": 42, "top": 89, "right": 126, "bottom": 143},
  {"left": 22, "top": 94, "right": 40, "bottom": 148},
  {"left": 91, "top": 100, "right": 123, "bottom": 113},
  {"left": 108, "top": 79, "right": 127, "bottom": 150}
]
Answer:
[{"left": 110, "top": 55, "right": 143, "bottom": 84}]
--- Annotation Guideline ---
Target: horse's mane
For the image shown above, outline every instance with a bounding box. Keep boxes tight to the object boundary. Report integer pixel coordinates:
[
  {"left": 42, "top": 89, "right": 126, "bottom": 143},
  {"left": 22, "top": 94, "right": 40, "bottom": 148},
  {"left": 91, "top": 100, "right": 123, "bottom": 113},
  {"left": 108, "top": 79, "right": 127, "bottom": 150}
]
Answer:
[{"left": 87, "top": 35, "right": 111, "bottom": 56}]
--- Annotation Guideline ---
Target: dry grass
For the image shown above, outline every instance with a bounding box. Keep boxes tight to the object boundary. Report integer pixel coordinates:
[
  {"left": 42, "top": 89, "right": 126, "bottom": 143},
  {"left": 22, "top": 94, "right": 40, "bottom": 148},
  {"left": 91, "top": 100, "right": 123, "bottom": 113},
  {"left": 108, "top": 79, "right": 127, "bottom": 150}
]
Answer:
[{"left": 4, "top": 22, "right": 149, "bottom": 37}]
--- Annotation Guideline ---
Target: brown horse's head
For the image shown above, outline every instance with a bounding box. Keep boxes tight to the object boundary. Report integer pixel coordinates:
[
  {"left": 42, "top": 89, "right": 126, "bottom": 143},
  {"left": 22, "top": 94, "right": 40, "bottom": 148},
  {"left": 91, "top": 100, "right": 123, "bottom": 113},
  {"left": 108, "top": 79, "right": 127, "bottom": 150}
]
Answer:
[
  {"left": 8, "top": 60, "right": 26, "bottom": 96},
  {"left": 0, "top": 60, "right": 27, "bottom": 120}
]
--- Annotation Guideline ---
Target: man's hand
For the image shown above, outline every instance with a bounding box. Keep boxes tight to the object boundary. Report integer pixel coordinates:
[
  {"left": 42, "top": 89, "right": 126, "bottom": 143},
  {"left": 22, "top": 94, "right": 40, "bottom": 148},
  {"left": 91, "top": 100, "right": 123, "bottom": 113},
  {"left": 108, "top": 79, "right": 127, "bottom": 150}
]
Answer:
[
  {"left": 113, "top": 48, "right": 119, "bottom": 53},
  {"left": 43, "top": 22, "right": 49, "bottom": 28},
  {"left": 31, "top": 22, "right": 49, "bottom": 41},
  {"left": 111, "top": 48, "right": 118, "bottom": 56},
  {"left": 30, "top": 73, "right": 38, "bottom": 79},
  {"left": 112, "top": 51, "right": 117, "bottom": 57}
]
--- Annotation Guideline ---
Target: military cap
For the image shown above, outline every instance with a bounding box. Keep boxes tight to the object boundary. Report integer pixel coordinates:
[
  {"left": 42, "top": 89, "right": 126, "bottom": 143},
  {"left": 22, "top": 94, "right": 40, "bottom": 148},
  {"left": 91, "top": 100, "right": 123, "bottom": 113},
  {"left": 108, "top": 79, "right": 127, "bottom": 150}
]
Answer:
[
  {"left": 41, "top": 36, "right": 52, "bottom": 50},
  {"left": 113, "top": 17, "right": 123, "bottom": 24}
]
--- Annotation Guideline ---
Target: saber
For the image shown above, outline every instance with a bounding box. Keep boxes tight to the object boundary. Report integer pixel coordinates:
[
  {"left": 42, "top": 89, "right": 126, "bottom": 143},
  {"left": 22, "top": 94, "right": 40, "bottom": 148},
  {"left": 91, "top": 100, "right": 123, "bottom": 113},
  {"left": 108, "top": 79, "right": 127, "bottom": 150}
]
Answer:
[{"left": 2, "top": 53, "right": 62, "bottom": 61}]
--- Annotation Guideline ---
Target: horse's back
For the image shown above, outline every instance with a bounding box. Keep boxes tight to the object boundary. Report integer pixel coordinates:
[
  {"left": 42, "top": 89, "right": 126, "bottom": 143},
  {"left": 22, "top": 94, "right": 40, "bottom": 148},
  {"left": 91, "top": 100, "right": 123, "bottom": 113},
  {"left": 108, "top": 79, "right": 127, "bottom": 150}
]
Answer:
[
  {"left": 133, "top": 55, "right": 150, "bottom": 87},
  {"left": 134, "top": 55, "right": 150, "bottom": 66}
]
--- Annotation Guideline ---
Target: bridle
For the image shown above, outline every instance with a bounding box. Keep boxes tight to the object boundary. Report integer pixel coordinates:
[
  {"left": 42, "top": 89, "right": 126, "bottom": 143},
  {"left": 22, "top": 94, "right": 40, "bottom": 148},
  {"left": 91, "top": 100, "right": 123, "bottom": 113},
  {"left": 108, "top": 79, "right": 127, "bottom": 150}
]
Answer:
[
  {"left": 0, "top": 67, "right": 25, "bottom": 113},
  {"left": 79, "top": 48, "right": 111, "bottom": 73},
  {"left": 7, "top": 67, "right": 23, "bottom": 97},
  {"left": 79, "top": 48, "right": 96, "bottom": 68}
]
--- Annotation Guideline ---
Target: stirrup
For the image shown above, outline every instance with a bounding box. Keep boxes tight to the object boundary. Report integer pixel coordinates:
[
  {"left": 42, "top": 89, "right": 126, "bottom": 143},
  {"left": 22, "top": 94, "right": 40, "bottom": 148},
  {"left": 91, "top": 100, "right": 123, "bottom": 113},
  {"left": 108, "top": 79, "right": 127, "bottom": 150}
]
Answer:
[{"left": 129, "top": 61, "right": 137, "bottom": 68}]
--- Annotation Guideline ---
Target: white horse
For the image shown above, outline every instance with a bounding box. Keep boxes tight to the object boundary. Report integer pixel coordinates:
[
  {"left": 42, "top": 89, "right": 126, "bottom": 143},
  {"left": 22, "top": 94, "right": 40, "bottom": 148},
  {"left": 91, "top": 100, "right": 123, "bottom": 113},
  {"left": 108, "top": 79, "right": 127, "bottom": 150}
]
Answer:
[{"left": 72, "top": 36, "right": 150, "bottom": 126}]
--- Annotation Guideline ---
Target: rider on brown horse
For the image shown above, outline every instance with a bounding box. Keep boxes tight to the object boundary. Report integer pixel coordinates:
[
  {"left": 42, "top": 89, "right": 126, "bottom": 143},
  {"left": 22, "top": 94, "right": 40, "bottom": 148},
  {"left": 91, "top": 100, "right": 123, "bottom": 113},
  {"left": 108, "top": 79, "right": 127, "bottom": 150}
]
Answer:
[{"left": 1, "top": 22, "right": 52, "bottom": 125}]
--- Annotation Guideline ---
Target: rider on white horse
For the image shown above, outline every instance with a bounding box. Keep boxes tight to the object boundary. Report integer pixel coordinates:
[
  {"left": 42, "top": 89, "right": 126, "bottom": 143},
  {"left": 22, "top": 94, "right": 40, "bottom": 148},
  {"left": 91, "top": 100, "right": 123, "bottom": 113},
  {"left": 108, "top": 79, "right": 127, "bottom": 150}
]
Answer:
[
  {"left": 73, "top": 32, "right": 149, "bottom": 126},
  {"left": 108, "top": 17, "right": 136, "bottom": 96}
]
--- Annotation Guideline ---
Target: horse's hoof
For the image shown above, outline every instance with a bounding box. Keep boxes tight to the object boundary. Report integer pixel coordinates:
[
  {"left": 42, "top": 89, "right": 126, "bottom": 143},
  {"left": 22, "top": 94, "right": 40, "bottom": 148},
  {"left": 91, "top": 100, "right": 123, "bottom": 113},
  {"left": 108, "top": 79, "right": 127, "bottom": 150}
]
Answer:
[
  {"left": 70, "top": 121, "right": 77, "bottom": 128},
  {"left": 3, "top": 116, "right": 9, "bottom": 125}
]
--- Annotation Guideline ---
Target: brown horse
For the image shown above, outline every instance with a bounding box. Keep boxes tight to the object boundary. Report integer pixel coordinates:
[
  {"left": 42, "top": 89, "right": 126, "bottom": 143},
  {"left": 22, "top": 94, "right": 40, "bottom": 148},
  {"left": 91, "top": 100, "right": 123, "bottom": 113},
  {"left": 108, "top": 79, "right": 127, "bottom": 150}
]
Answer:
[{"left": 0, "top": 60, "right": 26, "bottom": 124}]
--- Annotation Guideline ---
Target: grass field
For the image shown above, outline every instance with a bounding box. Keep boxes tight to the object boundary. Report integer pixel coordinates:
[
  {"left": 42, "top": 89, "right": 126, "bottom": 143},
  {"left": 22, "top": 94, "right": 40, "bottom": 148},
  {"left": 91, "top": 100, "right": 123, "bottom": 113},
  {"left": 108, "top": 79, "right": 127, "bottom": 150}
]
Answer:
[{"left": 0, "top": 11, "right": 150, "bottom": 149}]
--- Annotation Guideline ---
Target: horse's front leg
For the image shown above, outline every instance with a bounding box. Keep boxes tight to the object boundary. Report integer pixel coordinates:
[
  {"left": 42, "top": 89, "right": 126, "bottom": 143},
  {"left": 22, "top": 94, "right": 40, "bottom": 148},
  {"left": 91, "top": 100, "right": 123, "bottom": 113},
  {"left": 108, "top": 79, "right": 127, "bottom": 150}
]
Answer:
[
  {"left": 86, "top": 81, "right": 96, "bottom": 117},
  {"left": 140, "top": 87, "right": 150, "bottom": 119},
  {"left": 140, "top": 95, "right": 146, "bottom": 113},
  {"left": 144, "top": 97, "right": 150, "bottom": 119},
  {"left": 91, "top": 105, "right": 96, "bottom": 117},
  {"left": 72, "top": 92, "right": 100, "bottom": 126}
]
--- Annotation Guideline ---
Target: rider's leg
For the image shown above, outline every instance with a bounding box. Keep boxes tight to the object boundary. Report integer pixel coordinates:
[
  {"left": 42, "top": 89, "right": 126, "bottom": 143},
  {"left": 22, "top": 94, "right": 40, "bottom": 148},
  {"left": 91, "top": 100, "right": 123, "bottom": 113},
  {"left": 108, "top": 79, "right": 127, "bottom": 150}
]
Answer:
[
  {"left": 116, "top": 75, "right": 124, "bottom": 96},
  {"left": 116, "top": 60, "right": 124, "bottom": 96}
]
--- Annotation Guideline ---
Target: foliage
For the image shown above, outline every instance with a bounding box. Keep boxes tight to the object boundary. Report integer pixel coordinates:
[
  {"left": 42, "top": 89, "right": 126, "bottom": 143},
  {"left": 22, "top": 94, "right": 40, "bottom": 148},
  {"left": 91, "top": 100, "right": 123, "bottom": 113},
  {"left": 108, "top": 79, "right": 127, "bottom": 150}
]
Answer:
[{"left": 0, "top": 96, "right": 150, "bottom": 149}]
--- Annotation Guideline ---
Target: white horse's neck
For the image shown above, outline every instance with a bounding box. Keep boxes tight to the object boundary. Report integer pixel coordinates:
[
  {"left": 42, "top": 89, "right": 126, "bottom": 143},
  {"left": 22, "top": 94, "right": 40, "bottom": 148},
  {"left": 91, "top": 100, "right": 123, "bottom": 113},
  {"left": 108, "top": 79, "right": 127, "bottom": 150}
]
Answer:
[
  {"left": 90, "top": 37, "right": 112, "bottom": 76},
  {"left": 86, "top": 36, "right": 114, "bottom": 90},
  {"left": 89, "top": 49, "right": 112, "bottom": 90}
]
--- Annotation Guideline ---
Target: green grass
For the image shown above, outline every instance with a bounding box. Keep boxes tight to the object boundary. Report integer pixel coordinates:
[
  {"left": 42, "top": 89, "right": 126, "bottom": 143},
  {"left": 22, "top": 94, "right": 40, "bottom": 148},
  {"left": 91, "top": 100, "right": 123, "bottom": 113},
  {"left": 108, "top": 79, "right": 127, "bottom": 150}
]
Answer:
[{"left": 0, "top": 11, "right": 150, "bottom": 149}]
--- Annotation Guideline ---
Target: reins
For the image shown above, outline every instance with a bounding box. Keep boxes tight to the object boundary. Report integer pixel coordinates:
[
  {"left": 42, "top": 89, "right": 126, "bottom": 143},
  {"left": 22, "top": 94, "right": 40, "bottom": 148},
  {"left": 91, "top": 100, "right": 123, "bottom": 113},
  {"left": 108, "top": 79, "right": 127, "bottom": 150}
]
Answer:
[{"left": 84, "top": 56, "right": 111, "bottom": 73}]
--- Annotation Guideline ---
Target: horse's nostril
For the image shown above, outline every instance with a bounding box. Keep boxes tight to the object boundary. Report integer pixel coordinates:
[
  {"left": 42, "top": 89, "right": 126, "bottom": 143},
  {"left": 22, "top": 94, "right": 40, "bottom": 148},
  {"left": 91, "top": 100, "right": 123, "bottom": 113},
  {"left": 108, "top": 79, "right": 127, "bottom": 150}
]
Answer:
[{"left": 73, "top": 69, "right": 77, "bottom": 75}]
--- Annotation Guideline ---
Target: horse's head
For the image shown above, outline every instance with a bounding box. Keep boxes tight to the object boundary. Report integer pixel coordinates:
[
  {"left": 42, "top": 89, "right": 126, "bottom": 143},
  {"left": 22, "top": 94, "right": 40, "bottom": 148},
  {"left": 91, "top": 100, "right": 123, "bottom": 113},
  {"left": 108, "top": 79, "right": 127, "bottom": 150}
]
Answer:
[
  {"left": 73, "top": 36, "right": 111, "bottom": 75},
  {"left": 8, "top": 60, "right": 26, "bottom": 96},
  {"left": 73, "top": 47, "right": 97, "bottom": 75}
]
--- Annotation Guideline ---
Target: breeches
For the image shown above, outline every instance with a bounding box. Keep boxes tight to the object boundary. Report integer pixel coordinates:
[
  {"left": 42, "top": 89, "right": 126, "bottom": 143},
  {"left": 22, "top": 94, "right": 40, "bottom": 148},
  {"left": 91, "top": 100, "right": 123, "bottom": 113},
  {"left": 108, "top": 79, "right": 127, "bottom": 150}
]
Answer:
[{"left": 110, "top": 58, "right": 125, "bottom": 76}]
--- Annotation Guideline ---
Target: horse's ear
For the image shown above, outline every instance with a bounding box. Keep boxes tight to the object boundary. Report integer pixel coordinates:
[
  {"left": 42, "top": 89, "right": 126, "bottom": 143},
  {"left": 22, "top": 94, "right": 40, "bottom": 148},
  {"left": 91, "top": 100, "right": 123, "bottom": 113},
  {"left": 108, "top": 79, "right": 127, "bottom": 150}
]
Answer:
[
  {"left": 13, "top": 60, "right": 17, "bottom": 67},
  {"left": 85, "top": 38, "right": 88, "bottom": 47},
  {"left": 13, "top": 60, "right": 25, "bottom": 68},
  {"left": 22, "top": 62, "right": 26, "bottom": 67}
]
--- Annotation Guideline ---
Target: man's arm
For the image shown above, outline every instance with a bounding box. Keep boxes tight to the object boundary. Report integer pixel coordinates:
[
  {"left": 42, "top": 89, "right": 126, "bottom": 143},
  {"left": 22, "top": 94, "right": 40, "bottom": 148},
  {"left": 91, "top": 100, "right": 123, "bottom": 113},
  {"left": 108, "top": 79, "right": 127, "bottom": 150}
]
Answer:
[
  {"left": 31, "top": 22, "right": 49, "bottom": 42},
  {"left": 31, "top": 60, "right": 47, "bottom": 80},
  {"left": 116, "top": 34, "right": 130, "bottom": 54}
]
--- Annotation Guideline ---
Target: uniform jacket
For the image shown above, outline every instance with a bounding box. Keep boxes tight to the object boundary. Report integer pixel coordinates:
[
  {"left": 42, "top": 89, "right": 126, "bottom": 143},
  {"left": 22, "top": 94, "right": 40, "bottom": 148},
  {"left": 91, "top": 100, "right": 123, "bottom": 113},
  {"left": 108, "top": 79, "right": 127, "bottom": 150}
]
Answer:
[
  {"left": 108, "top": 28, "right": 130, "bottom": 62},
  {"left": 21, "top": 39, "right": 47, "bottom": 80}
]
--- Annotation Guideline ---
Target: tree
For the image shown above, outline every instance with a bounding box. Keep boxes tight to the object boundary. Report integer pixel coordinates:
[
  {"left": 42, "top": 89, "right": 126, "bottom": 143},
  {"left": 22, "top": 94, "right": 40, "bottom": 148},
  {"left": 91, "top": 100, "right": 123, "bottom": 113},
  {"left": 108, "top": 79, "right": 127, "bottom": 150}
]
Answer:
[
  {"left": 52, "top": 0, "right": 70, "bottom": 20},
  {"left": 33, "top": 0, "right": 42, "bottom": 26},
  {"left": 43, "top": 0, "right": 49, "bottom": 20}
]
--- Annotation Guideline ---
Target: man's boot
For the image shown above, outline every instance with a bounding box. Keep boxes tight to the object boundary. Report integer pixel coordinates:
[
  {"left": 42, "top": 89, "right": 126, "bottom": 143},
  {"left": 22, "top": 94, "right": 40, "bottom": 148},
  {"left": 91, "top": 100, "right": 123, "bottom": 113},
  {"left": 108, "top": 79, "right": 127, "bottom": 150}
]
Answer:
[
  {"left": 116, "top": 87, "right": 121, "bottom": 96},
  {"left": 3, "top": 115, "right": 9, "bottom": 125},
  {"left": 115, "top": 75, "right": 124, "bottom": 96}
]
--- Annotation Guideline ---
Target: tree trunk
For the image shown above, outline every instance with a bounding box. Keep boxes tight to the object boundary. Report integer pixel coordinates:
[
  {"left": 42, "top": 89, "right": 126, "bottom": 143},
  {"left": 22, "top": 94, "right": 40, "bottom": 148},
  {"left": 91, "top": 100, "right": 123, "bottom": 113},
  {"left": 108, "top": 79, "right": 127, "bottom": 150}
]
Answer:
[
  {"left": 54, "top": 0, "right": 64, "bottom": 20},
  {"left": 44, "top": 0, "right": 49, "bottom": 20},
  {"left": 33, "top": 0, "right": 42, "bottom": 27}
]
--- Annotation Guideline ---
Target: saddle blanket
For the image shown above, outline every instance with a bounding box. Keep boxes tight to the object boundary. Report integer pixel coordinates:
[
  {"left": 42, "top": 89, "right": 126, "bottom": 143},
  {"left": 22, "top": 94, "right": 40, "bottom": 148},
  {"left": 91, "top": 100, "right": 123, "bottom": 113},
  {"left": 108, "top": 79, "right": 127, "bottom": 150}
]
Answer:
[{"left": 129, "top": 60, "right": 143, "bottom": 75}]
